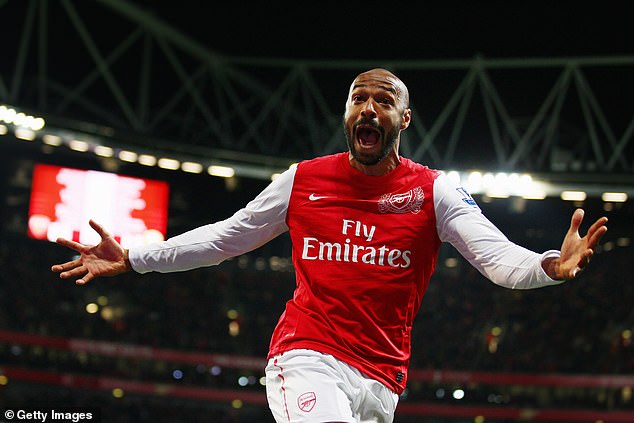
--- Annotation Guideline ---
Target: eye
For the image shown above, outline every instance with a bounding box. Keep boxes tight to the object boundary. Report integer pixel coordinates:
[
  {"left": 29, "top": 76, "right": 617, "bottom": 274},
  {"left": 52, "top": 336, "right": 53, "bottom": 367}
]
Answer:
[{"left": 352, "top": 94, "right": 365, "bottom": 102}]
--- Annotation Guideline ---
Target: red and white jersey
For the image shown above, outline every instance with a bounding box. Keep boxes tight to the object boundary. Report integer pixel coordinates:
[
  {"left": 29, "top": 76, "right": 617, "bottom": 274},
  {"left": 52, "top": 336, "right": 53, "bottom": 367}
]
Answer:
[{"left": 129, "top": 152, "right": 561, "bottom": 394}]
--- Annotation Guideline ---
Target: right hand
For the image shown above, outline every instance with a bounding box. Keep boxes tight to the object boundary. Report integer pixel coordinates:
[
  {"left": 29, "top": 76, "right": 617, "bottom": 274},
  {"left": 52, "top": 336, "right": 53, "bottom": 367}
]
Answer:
[
  {"left": 541, "top": 209, "right": 608, "bottom": 280},
  {"left": 51, "top": 219, "right": 132, "bottom": 285}
]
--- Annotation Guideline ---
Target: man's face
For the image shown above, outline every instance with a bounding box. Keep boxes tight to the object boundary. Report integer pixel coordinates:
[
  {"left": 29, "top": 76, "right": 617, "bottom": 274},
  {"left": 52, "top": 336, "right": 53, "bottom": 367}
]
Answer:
[{"left": 343, "top": 70, "right": 410, "bottom": 166}]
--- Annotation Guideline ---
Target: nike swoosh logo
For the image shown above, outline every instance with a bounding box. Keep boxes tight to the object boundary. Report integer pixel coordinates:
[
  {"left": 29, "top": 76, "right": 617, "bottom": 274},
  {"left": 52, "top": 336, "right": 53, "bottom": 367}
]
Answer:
[{"left": 309, "top": 193, "right": 332, "bottom": 201}]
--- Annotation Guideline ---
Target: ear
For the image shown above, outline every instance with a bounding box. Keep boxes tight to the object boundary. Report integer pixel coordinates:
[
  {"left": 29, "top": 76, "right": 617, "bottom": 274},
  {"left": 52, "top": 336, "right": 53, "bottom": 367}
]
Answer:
[{"left": 400, "top": 108, "right": 411, "bottom": 130}]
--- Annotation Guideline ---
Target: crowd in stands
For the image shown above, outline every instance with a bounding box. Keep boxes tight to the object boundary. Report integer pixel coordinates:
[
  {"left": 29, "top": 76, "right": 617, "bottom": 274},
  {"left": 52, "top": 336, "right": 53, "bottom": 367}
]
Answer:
[{"left": 0, "top": 197, "right": 632, "bottom": 421}]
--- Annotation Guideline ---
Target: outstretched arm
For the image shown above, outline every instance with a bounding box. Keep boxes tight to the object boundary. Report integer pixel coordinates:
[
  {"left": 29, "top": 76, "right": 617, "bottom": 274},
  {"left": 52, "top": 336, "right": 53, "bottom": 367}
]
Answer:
[
  {"left": 51, "top": 219, "right": 132, "bottom": 285},
  {"left": 542, "top": 209, "right": 608, "bottom": 280},
  {"left": 434, "top": 175, "right": 609, "bottom": 289}
]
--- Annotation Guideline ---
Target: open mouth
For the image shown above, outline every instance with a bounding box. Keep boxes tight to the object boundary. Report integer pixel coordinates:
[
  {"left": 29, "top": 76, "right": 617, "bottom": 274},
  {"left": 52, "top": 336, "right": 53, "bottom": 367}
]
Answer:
[{"left": 356, "top": 126, "right": 381, "bottom": 148}]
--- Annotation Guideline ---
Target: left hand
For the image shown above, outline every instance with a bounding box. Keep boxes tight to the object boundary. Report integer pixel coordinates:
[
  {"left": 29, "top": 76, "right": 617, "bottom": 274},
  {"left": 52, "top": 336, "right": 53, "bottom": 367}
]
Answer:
[
  {"left": 51, "top": 219, "right": 131, "bottom": 285},
  {"left": 543, "top": 209, "right": 608, "bottom": 280}
]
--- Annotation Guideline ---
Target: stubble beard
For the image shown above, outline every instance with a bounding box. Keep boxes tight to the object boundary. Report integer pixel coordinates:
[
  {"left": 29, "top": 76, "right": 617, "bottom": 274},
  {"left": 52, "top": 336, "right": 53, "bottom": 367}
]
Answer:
[{"left": 343, "top": 118, "right": 399, "bottom": 166}]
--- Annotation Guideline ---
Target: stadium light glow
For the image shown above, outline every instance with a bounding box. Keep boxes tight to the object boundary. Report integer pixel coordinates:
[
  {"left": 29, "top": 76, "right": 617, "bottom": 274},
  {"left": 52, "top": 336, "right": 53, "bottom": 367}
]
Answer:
[
  {"left": 158, "top": 157, "right": 180, "bottom": 170},
  {"left": 4, "top": 106, "right": 631, "bottom": 198},
  {"left": 85, "top": 303, "right": 99, "bottom": 314},
  {"left": 100, "top": 307, "right": 114, "bottom": 321},
  {"left": 0, "top": 106, "right": 16, "bottom": 124},
  {"left": 13, "top": 112, "right": 26, "bottom": 126},
  {"left": 69, "top": 140, "right": 90, "bottom": 152},
  {"left": 456, "top": 171, "right": 547, "bottom": 199},
  {"left": 14, "top": 128, "right": 36, "bottom": 141},
  {"left": 0, "top": 104, "right": 45, "bottom": 130},
  {"left": 486, "top": 190, "right": 510, "bottom": 199},
  {"left": 453, "top": 389, "right": 465, "bottom": 400},
  {"left": 208, "top": 165, "right": 235, "bottom": 178},
  {"left": 561, "top": 191, "right": 587, "bottom": 201},
  {"left": 138, "top": 154, "right": 157, "bottom": 166},
  {"left": 94, "top": 145, "right": 114, "bottom": 157},
  {"left": 181, "top": 161, "right": 203, "bottom": 173},
  {"left": 601, "top": 192, "right": 628, "bottom": 202},
  {"left": 228, "top": 320, "right": 240, "bottom": 336},
  {"left": 119, "top": 150, "right": 138, "bottom": 163},
  {"left": 31, "top": 117, "right": 46, "bottom": 131},
  {"left": 445, "top": 258, "right": 459, "bottom": 268},
  {"left": 521, "top": 190, "right": 547, "bottom": 200},
  {"left": 42, "top": 134, "right": 62, "bottom": 146}
]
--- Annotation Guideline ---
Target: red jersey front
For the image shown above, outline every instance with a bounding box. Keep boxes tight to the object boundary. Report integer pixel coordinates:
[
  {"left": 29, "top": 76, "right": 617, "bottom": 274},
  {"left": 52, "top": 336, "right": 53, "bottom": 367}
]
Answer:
[
  {"left": 130, "top": 150, "right": 560, "bottom": 393},
  {"left": 268, "top": 152, "right": 441, "bottom": 393}
]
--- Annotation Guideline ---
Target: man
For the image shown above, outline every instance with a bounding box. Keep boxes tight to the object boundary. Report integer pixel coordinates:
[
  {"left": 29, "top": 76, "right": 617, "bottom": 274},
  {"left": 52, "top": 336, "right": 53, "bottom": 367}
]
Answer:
[{"left": 52, "top": 68, "right": 608, "bottom": 423}]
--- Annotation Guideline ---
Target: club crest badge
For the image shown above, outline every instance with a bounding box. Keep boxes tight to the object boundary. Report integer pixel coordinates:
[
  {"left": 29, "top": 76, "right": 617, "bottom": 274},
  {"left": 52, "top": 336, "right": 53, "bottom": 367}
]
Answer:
[
  {"left": 378, "top": 186, "right": 424, "bottom": 214},
  {"left": 297, "top": 391, "right": 316, "bottom": 412}
]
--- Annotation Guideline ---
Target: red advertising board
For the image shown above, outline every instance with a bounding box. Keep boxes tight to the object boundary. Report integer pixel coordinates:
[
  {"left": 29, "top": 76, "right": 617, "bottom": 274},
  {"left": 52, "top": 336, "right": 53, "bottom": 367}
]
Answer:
[{"left": 28, "top": 164, "right": 169, "bottom": 248}]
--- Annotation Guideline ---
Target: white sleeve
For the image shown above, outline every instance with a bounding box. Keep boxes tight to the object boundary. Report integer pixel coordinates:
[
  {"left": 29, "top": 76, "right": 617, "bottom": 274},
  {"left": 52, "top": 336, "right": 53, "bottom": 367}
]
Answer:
[
  {"left": 433, "top": 174, "right": 562, "bottom": 289},
  {"left": 128, "top": 167, "right": 295, "bottom": 274}
]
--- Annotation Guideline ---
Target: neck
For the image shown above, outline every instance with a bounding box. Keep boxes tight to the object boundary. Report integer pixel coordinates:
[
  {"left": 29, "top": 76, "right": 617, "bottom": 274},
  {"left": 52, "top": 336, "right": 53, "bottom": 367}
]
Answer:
[{"left": 348, "top": 151, "right": 401, "bottom": 176}]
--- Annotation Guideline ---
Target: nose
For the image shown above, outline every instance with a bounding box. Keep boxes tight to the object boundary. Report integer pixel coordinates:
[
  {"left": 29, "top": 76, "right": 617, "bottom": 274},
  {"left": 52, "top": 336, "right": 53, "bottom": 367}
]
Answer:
[{"left": 361, "top": 99, "right": 377, "bottom": 118}]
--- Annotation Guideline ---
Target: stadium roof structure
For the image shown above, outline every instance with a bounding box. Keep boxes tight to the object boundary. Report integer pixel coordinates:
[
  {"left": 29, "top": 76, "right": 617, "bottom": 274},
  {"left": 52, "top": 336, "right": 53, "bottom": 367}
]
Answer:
[{"left": 1, "top": 0, "right": 634, "bottom": 199}]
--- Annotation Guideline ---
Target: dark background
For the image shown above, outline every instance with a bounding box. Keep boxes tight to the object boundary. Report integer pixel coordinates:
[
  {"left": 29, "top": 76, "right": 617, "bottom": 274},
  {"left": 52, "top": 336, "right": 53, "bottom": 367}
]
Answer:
[
  {"left": 134, "top": 1, "right": 634, "bottom": 59},
  {"left": 1, "top": 2, "right": 633, "bottom": 422}
]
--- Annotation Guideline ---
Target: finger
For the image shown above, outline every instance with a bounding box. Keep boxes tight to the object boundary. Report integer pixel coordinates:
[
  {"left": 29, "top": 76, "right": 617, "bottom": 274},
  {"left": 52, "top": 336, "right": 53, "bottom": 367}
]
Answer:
[
  {"left": 585, "top": 216, "right": 608, "bottom": 247},
  {"left": 89, "top": 220, "right": 111, "bottom": 240},
  {"left": 568, "top": 208, "right": 585, "bottom": 234},
  {"left": 59, "top": 265, "right": 87, "bottom": 279},
  {"left": 587, "top": 225, "right": 608, "bottom": 249},
  {"left": 570, "top": 266, "right": 582, "bottom": 279},
  {"left": 55, "top": 237, "right": 87, "bottom": 253},
  {"left": 76, "top": 273, "right": 94, "bottom": 285},
  {"left": 51, "top": 258, "right": 82, "bottom": 273},
  {"left": 587, "top": 216, "right": 608, "bottom": 235},
  {"left": 586, "top": 215, "right": 608, "bottom": 237}
]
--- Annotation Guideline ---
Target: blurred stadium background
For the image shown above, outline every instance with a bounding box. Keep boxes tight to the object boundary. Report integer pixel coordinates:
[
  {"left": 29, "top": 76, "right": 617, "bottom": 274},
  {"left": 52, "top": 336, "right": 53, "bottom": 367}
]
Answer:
[{"left": 1, "top": 1, "right": 633, "bottom": 422}]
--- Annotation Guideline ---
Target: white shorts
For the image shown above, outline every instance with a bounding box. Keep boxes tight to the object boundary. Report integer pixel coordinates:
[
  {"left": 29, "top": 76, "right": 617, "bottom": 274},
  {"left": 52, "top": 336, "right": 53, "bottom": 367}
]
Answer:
[{"left": 265, "top": 349, "right": 399, "bottom": 423}]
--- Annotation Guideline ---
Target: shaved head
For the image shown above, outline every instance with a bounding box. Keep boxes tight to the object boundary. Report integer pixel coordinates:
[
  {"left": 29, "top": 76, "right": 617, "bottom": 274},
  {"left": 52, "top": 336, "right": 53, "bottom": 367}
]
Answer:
[
  {"left": 350, "top": 68, "right": 410, "bottom": 110},
  {"left": 343, "top": 69, "right": 412, "bottom": 172}
]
